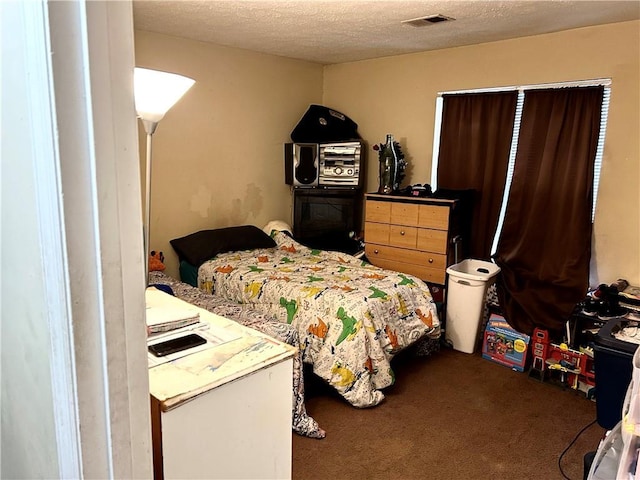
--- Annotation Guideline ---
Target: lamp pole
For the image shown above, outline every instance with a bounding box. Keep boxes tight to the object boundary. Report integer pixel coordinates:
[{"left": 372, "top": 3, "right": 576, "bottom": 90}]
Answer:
[
  {"left": 134, "top": 68, "right": 194, "bottom": 285},
  {"left": 142, "top": 120, "right": 158, "bottom": 284}
]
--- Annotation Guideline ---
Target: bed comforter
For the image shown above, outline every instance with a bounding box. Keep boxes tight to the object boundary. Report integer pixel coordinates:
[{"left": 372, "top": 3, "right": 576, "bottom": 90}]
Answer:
[{"left": 197, "top": 231, "right": 441, "bottom": 407}]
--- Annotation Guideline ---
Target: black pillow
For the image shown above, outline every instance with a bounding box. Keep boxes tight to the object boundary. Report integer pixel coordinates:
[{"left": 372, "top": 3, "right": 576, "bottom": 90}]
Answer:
[{"left": 170, "top": 225, "right": 276, "bottom": 267}]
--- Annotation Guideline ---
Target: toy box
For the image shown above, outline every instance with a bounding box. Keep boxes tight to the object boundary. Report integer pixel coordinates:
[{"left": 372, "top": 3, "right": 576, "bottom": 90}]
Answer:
[{"left": 482, "top": 313, "right": 531, "bottom": 372}]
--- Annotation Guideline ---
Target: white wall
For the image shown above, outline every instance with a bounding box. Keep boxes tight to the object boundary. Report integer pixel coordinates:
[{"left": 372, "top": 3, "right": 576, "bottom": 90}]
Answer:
[
  {"left": 2, "top": 2, "right": 63, "bottom": 475},
  {"left": 135, "top": 22, "right": 640, "bottom": 287},
  {"left": 1, "top": 1, "right": 152, "bottom": 478},
  {"left": 135, "top": 31, "right": 324, "bottom": 278},
  {"left": 323, "top": 21, "right": 640, "bottom": 286}
]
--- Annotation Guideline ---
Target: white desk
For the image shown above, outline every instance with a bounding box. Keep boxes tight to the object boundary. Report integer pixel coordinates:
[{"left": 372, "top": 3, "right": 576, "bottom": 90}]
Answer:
[{"left": 146, "top": 288, "right": 296, "bottom": 480}]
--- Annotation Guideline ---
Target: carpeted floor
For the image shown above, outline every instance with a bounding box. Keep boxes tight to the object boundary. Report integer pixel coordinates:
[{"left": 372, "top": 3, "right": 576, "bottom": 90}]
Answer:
[{"left": 293, "top": 347, "right": 606, "bottom": 480}]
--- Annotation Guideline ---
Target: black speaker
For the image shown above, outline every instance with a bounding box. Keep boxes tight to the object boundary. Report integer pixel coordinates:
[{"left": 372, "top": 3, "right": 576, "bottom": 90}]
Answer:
[
  {"left": 291, "top": 105, "right": 361, "bottom": 143},
  {"left": 284, "top": 143, "right": 319, "bottom": 187}
]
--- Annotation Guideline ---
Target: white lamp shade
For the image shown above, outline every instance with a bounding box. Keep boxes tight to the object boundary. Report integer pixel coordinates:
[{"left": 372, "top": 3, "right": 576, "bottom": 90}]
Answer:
[{"left": 134, "top": 67, "right": 195, "bottom": 123}]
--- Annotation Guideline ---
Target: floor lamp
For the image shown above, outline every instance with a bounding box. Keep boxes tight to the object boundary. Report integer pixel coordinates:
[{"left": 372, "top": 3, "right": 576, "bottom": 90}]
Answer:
[{"left": 134, "top": 67, "right": 195, "bottom": 283}]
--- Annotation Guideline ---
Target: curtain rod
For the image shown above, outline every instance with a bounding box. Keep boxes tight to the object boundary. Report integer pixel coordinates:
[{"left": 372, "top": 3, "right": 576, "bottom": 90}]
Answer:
[{"left": 438, "top": 78, "right": 612, "bottom": 96}]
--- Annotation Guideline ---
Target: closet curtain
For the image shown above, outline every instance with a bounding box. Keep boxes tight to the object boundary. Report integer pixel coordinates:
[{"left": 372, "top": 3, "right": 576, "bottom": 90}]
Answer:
[
  {"left": 437, "top": 92, "right": 518, "bottom": 259},
  {"left": 494, "top": 86, "right": 604, "bottom": 335}
]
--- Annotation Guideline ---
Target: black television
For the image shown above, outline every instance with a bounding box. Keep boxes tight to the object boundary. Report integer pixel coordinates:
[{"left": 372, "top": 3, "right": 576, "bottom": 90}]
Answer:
[{"left": 292, "top": 188, "right": 362, "bottom": 254}]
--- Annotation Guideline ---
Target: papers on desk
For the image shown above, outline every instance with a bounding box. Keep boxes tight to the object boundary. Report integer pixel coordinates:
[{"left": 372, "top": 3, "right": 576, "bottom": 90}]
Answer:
[
  {"left": 147, "top": 324, "right": 242, "bottom": 367},
  {"left": 145, "top": 288, "right": 297, "bottom": 409},
  {"left": 149, "top": 332, "right": 293, "bottom": 407}
]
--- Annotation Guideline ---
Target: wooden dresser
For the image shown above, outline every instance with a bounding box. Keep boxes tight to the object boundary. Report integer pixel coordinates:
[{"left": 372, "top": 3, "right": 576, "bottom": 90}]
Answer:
[{"left": 364, "top": 193, "right": 460, "bottom": 284}]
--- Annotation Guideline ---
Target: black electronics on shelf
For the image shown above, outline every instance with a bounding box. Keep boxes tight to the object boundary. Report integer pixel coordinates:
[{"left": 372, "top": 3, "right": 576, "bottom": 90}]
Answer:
[
  {"left": 292, "top": 188, "right": 363, "bottom": 255},
  {"left": 285, "top": 141, "right": 364, "bottom": 190},
  {"left": 285, "top": 105, "right": 364, "bottom": 253},
  {"left": 290, "top": 104, "right": 361, "bottom": 144},
  {"left": 284, "top": 143, "right": 319, "bottom": 187}
]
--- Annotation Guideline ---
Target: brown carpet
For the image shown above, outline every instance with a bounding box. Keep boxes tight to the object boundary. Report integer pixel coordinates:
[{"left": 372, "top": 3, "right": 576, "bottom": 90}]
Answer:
[{"left": 293, "top": 347, "right": 605, "bottom": 480}]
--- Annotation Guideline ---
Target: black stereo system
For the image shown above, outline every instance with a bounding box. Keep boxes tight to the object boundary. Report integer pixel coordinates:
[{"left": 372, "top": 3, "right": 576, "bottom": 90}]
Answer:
[
  {"left": 284, "top": 141, "right": 364, "bottom": 189},
  {"left": 285, "top": 105, "right": 364, "bottom": 253},
  {"left": 285, "top": 104, "right": 364, "bottom": 189}
]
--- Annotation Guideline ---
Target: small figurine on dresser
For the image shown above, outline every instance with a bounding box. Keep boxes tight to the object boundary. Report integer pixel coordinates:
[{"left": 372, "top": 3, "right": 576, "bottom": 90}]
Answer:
[{"left": 374, "top": 133, "right": 407, "bottom": 194}]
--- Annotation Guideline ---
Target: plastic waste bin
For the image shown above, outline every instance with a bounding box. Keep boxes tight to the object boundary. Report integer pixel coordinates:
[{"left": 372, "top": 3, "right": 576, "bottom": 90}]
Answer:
[{"left": 445, "top": 259, "right": 501, "bottom": 354}]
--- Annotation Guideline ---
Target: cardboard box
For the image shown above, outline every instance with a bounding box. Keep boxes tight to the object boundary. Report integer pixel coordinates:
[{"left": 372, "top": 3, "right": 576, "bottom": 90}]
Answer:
[{"left": 482, "top": 313, "right": 531, "bottom": 372}]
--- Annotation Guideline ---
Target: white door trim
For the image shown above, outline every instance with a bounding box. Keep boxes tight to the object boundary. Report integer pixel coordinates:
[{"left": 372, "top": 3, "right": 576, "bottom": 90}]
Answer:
[{"left": 10, "top": 0, "right": 152, "bottom": 477}]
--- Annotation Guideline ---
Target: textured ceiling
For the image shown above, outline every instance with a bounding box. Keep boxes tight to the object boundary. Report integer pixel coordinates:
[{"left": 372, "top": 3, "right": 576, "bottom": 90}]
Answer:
[{"left": 133, "top": 1, "right": 640, "bottom": 64}]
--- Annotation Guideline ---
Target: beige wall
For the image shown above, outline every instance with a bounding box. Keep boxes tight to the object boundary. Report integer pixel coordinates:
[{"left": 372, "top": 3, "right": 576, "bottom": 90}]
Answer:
[
  {"left": 135, "top": 31, "right": 323, "bottom": 277},
  {"left": 135, "top": 21, "right": 639, "bottom": 287},
  {"left": 323, "top": 21, "right": 640, "bottom": 287}
]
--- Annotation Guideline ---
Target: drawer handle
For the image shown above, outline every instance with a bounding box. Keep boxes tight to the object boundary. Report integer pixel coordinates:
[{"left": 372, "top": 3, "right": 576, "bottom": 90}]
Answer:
[
  {"left": 428, "top": 258, "right": 434, "bottom": 263},
  {"left": 400, "top": 230, "right": 405, "bottom": 236},
  {"left": 374, "top": 249, "right": 379, "bottom": 254}
]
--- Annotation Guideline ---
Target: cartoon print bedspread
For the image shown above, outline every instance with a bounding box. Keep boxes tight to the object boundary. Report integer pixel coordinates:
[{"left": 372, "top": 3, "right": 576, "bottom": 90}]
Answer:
[{"left": 197, "top": 231, "right": 440, "bottom": 407}]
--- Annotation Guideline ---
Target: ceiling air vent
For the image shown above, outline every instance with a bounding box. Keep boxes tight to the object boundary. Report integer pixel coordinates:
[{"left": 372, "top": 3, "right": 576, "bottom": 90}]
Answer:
[{"left": 401, "top": 14, "right": 455, "bottom": 27}]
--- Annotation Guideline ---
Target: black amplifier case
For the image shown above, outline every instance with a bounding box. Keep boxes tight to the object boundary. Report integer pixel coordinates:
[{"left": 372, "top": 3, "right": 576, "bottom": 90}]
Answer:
[{"left": 290, "top": 104, "right": 360, "bottom": 144}]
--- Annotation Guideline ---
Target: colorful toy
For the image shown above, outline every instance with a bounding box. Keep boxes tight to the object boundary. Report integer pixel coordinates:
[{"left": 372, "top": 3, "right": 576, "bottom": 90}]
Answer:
[
  {"left": 528, "top": 327, "right": 596, "bottom": 397},
  {"left": 149, "top": 250, "right": 165, "bottom": 271},
  {"left": 482, "top": 314, "right": 530, "bottom": 372},
  {"left": 546, "top": 342, "right": 584, "bottom": 389},
  {"left": 529, "top": 328, "right": 550, "bottom": 381}
]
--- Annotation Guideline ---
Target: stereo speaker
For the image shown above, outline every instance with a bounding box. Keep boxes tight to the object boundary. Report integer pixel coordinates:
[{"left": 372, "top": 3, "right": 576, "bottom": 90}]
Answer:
[{"left": 284, "top": 143, "right": 319, "bottom": 187}]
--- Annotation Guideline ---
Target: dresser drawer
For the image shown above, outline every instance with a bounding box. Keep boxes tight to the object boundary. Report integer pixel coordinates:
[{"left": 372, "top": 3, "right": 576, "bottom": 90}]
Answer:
[
  {"left": 391, "top": 203, "right": 419, "bottom": 226},
  {"left": 418, "top": 205, "right": 449, "bottom": 230},
  {"left": 365, "top": 254, "right": 446, "bottom": 284},
  {"left": 365, "top": 201, "right": 391, "bottom": 223},
  {"left": 417, "top": 229, "right": 448, "bottom": 254},
  {"left": 365, "top": 244, "right": 446, "bottom": 271},
  {"left": 364, "top": 194, "right": 457, "bottom": 284},
  {"left": 365, "top": 221, "right": 390, "bottom": 244},
  {"left": 367, "top": 223, "right": 448, "bottom": 254},
  {"left": 389, "top": 225, "right": 417, "bottom": 249}
]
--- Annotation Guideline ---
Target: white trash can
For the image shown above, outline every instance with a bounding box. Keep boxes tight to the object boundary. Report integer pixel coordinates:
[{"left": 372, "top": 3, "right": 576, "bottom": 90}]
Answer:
[{"left": 445, "top": 259, "right": 501, "bottom": 354}]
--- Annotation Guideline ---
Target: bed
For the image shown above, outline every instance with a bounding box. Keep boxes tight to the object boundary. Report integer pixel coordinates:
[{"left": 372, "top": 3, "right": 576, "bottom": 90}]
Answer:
[{"left": 170, "top": 224, "right": 441, "bottom": 408}]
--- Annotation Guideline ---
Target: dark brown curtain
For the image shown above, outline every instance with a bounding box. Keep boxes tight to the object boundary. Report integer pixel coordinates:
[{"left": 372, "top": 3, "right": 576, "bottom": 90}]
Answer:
[
  {"left": 437, "top": 92, "right": 518, "bottom": 259},
  {"left": 494, "top": 86, "right": 604, "bottom": 335}
]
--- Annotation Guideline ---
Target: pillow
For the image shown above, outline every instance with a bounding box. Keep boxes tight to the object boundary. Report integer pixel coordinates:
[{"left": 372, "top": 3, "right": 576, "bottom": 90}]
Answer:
[
  {"left": 170, "top": 225, "right": 276, "bottom": 267},
  {"left": 262, "top": 220, "right": 292, "bottom": 237}
]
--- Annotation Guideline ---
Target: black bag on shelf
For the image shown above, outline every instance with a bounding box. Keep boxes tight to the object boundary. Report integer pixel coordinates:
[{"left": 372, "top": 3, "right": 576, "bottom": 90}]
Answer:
[{"left": 291, "top": 104, "right": 361, "bottom": 143}]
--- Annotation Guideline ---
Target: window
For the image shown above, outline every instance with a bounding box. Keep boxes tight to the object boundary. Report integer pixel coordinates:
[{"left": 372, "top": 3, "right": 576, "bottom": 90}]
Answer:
[
  {"left": 431, "top": 79, "right": 611, "bottom": 257},
  {"left": 431, "top": 80, "right": 610, "bottom": 335}
]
